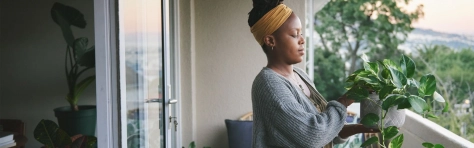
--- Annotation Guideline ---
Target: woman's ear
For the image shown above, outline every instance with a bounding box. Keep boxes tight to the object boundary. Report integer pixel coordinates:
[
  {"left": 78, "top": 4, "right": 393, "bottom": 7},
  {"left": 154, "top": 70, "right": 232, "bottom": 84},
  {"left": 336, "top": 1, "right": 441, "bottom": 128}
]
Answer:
[{"left": 263, "top": 35, "right": 275, "bottom": 47}]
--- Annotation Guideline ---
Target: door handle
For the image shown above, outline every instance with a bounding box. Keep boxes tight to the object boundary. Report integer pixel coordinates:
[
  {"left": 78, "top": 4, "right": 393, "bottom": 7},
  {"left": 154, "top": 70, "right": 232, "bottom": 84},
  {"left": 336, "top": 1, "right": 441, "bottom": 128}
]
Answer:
[
  {"left": 145, "top": 98, "right": 177, "bottom": 104},
  {"left": 169, "top": 99, "right": 178, "bottom": 104},
  {"left": 145, "top": 98, "right": 162, "bottom": 103}
]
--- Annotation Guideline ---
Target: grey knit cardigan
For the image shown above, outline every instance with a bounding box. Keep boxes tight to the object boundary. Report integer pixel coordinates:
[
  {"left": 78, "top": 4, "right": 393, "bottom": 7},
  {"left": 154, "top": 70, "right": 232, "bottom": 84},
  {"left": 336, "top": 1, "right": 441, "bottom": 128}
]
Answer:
[{"left": 251, "top": 67, "right": 347, "bottom": 148}]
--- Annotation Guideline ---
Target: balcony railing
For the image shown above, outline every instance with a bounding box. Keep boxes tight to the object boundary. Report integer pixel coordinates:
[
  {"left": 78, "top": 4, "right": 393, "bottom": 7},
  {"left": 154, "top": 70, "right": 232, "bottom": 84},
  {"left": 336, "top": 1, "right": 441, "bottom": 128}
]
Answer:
[{"left": 401, "top": 110, "right": 474, "bottom": 148}]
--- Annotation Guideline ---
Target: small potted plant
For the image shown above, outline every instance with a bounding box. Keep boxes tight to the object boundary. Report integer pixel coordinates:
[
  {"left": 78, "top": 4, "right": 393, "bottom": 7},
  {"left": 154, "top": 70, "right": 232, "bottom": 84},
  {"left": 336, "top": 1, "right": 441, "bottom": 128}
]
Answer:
[
  {"left": 34, "top": 119, "right": 97, "bottom": 148},
  {"left": 344, "top": 54, "right": 448, "bottom": 148},
  {"left": 50, "top": 2, "right": 96, "bottom": 137}
]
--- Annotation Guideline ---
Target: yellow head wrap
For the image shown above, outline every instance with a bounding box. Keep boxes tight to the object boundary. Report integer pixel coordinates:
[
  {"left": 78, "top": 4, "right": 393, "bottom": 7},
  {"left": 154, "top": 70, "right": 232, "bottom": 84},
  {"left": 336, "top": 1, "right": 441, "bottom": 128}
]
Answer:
[{"left": 250, "top": 4, "right": 293, "bottom": 46}]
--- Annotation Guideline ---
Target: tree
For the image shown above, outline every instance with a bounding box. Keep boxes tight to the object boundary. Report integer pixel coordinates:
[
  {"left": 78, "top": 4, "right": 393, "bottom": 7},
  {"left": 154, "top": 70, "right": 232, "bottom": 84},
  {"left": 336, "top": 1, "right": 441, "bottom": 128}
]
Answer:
[
  {"left": 313, "top": 47, "right": 346, "bottom": 101},
  {"left": 312, "top": 0, "right": 424, "bottom": 99},
  {"left": 314, "top": 0, "right": 424, "bottom": 73}
]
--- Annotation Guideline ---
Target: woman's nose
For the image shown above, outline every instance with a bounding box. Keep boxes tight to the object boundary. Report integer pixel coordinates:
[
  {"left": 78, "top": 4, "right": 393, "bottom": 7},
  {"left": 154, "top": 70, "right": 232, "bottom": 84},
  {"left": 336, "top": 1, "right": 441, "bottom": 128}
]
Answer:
[{"left": 299, "top": 35, "right": 305, "bottom": 45}]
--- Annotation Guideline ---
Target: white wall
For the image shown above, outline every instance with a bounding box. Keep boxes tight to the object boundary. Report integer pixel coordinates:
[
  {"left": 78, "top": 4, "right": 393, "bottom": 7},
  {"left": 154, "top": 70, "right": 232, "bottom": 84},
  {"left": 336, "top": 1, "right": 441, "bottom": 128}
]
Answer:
[
  {"left": 180, "top": 0, "right": 307, "bottom": 147},
  {"left": 0, "top": 0, "right": 95, "bottom": 147}
]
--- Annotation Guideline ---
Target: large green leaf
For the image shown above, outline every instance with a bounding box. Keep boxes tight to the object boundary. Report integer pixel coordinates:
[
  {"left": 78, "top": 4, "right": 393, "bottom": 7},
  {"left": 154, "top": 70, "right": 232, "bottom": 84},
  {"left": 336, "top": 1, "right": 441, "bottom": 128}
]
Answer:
[
  {"left": 419, "top": 74, "right": 436, "bottom": 96},
  {"left": 383, "top": 59, "right": 401, "bottom": 71},
  {"left": 51, "top": 2, "right": 86, "bottom": 28},
  {"left": 364, "top": 62, "right": 379, "bottom": 76},
  {"left": 382, "top": 94, "right": 406, "bottom": 110},
  {"left": 51, "top": 10, "right": 75, "bottom": 46},
  {"left": 356, "top": 74, "right": 380, "bottom": 87},
  {"left": 388, "top": 67, "right": 407, "bottom": 88},
  {"left": 408, "top": 95, "right": 429, "bottom": 113},
  {"left": 432, "top": 91, "right": 445, "bottom": 102},
  {"left": 379, "top": 85, "right": 396, "bottom": 101},
  {"left": 34, "top": 119, "right": 72, "bottom": 147},
  {"left": 389, "top": 134, "right": 404, "bottom": 148},
  {"left": 400, "top": 55, "right": 415, "bottom": 78},
  {"left": 361, "top": 137, "right": 379, "bottom": 147},
  {"left": 361, "top": 113, "right": 380, "bottom": 127},
  {"left": 383, "top": 126, "right": 399, "bottom": 140},
  {"left": 345, "top": 85, "right": 369, "bottom": 101},
  {"left": 346, "top": 69, "right": 365, "bottom": 82},
  {"left": 397, "top": 97, "right": 412, "bottom": 109}
]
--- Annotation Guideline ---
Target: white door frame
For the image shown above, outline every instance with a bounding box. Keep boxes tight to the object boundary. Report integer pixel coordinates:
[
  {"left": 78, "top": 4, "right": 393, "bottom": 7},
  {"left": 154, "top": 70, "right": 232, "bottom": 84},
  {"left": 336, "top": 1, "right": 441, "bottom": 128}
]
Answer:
[
  {"left": 94, "top": 0, "right": 181, "bottom": 147},
  {"left": 94, "top": 0, "right": 119, "bottom": 147}
]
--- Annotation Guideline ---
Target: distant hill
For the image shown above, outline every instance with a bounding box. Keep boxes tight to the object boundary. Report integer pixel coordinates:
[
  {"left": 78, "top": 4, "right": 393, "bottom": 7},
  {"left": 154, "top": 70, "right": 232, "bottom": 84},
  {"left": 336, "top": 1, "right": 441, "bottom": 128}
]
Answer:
[{"left": 400, "top": 28, "right": 474, "bottom": 53}]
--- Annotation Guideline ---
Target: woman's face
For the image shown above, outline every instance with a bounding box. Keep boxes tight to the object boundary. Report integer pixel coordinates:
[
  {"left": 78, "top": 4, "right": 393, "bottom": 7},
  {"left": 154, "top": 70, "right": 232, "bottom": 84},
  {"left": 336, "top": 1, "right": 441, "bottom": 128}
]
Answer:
[{"left": 272, "top": 13, "right": 305, "bottom": 64}]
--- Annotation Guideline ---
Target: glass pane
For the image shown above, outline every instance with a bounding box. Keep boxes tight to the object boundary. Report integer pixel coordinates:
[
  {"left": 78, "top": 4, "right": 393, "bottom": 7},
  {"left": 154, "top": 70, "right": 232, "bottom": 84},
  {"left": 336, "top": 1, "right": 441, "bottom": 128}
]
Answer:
[{"left": 119, "top": 0, "right": 163, "bottom": 147}]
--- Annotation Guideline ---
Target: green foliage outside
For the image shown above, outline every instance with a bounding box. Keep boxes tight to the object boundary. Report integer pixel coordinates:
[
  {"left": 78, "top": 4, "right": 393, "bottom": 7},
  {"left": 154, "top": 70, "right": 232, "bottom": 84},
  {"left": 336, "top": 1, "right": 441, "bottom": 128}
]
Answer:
[
  {"left": 311, "top": 0, "right": 474, "bottom": 145},
  {"left": 313, "top": 0, "right": 423, "bottom": 100},
  {"left": 410, "top": 45, "right": 474, "bottom": 142}
]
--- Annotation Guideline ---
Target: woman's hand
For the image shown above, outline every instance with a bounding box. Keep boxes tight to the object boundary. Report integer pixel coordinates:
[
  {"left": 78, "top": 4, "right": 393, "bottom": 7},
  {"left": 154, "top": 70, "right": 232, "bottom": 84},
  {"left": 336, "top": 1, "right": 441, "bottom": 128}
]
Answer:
[
  {"left": 338, "top": 124, "right": 380, "bottom": 139},
  {"left": 337, "top": 94, "right": 354, "bottom": 107}
]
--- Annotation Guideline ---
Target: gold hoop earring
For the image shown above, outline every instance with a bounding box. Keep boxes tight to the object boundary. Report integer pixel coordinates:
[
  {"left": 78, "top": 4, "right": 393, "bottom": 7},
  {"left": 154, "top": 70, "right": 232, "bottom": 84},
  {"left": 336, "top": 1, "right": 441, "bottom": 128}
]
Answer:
[{"left": 272, "top": 46, "right": 274, "bottom": 50}]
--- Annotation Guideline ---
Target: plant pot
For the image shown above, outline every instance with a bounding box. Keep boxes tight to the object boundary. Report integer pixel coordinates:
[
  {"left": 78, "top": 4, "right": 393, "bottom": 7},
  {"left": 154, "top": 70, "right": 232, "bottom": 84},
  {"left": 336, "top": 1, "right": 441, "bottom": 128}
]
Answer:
[
  {"left": 54, "top": 105, "right": 97, "bottom": 136},
  {"left": 360, "top": 93, "right": 406, "bottom": 129}
]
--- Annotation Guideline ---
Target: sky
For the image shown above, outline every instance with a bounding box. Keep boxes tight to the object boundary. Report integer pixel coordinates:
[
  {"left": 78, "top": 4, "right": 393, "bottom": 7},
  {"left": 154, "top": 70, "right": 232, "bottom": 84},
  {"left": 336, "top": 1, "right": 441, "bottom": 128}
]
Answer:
[{"left": 405, "top": 0, "right": 474, "bottom": 35}]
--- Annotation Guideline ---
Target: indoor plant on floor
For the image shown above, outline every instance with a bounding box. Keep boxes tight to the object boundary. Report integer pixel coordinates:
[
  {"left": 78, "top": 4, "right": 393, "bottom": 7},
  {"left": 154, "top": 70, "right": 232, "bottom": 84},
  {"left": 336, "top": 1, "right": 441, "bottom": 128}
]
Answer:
[
  {"left": 51, "top": 2, "right": 96, "bottom": 136},
  {"left": 344, "top": 54, "right": 448, "bottom": 148}
]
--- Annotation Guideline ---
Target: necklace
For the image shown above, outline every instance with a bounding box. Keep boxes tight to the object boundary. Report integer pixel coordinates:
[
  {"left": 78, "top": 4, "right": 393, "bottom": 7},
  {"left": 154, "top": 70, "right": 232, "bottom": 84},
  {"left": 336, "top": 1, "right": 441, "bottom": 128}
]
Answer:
[{"left": 291, "top": 72, "right": 304, "bottom": 92}]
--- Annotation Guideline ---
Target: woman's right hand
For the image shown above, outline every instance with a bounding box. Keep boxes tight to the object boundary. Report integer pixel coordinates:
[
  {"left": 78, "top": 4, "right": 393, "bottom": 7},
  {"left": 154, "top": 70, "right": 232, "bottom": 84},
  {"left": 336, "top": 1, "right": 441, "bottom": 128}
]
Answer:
[{"left": 337, "top": 94, "right": 354, "bottom": 107}]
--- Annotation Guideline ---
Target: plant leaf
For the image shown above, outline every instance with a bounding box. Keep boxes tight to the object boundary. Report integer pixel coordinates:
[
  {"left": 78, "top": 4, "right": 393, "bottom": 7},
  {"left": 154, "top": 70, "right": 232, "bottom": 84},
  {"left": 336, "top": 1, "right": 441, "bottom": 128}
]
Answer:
[
  {"left": 379, "top": 86, "right": 396, "bottom": 101},
  {"left": 400, "top": 55, "right": 415, "bottom": 78},
  {"left": 34, "top": 119, "right": 72, "bottom": 147},
  {"left": 384, "top": 126, "right": 399, "bottom": 140},
  {"left": 433, "top": 91, "right": 445, "bottom": 102},
  {"left": 388, "top": 67, "right": 407, "bottom": 88},
  {"left": 364, "top": 62, "right": 379, "bottom": 76},
  {"left": 419, "top": 74, "right": 436, "bottom": 96},
  {"left": 382, "top": 94, "right": 406, "bottom": 110},
  {"left": 442, "top": 101, "right": 450, "bottom": 113},
  {"left": 434, "top": 144, "right": 445, "bottom": 148},
  {"left": 189, "top": 141, "right": 196, "bottom": 148},
  {"left": 361, "top": 113, "right": 380, "bottom": 127},
  {"left": 426, "top": 113, "right": 438, "bottom": 119},
  {"left": 389, "top": 134, "right": 404, "bottom": 148},
  {"left": 356, "top": 74, "right": 380, "bottom": 87},
  {"left": 346, "top": 69, "right": 365, "bottom": 82},
  {"left": 70, "top": 75, "right": 95, "bottom": 104},
  {"left": 51, "top": 2, "right": 86, "bottom": 28},
  {"left": 345, "top": 85, "right": 369, "bottom": 101},
  {"left": 361, "top": 137, "right": 379, "bottom": 147},
  {"left": 77, "top": 46, "right": 95, "bottom": 68},
  {"left": 71, "top": 135, "right": 97, "bottom": 148},
  {"left": 408, "top": 95, "right": 429, "bottom": 113},
  {"left": 408, "top": 78, "right": 420, "bottom": 88},
  {"left": 397, "top": 97, "right": 412, "bottom": 109},
  {"left": 383, "top": 59, "right": 399, "bottom": 70},
  {"left": 422, "top": 142, "right": 434, "bottom": 148}
]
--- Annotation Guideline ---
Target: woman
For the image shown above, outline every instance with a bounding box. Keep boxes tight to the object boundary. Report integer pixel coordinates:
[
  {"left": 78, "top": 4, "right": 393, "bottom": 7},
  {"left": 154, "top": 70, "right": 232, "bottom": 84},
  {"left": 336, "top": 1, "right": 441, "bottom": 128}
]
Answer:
[{"left": 249, "top": 0, "right": 377, "bottom": 147}]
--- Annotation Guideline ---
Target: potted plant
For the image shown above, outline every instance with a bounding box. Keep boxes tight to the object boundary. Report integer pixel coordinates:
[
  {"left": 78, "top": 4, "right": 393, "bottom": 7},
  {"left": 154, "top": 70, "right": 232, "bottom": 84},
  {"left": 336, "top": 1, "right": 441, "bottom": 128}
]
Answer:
[
  {"left": 344, "top": 54, "right": 448, "bottom": 148},
  {"left": 50, "top": 2, "right": 96, "bottom": 136},
  {"left": 34, "top": 119, "right": 97, "bottom": 148}
]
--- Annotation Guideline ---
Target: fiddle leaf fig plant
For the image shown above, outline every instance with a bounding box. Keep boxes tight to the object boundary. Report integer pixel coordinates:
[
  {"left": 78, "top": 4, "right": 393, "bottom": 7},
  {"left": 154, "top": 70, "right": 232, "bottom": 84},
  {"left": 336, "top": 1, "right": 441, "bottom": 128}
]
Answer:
[
  {"left": 345, "top": 54, "right": 448, "bottom": 148},
  {"left": 51, "top": 2, "right": 95, "bottom": 111}
]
